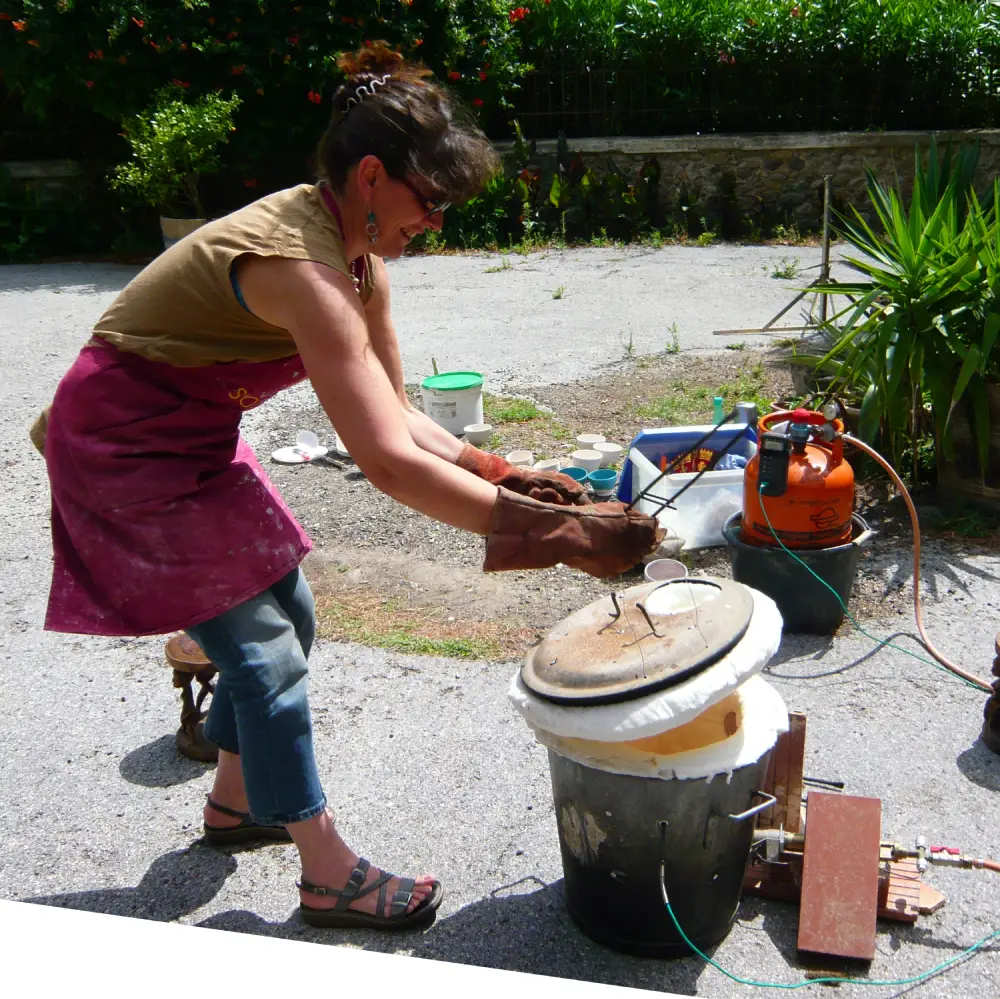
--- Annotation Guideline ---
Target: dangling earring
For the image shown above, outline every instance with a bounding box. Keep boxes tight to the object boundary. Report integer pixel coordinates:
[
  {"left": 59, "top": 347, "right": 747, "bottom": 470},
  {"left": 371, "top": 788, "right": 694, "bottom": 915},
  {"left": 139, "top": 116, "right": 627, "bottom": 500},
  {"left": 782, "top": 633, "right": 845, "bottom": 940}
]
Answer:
[{"left": 366, "top": 209, "right": 379, "bottom": 246}]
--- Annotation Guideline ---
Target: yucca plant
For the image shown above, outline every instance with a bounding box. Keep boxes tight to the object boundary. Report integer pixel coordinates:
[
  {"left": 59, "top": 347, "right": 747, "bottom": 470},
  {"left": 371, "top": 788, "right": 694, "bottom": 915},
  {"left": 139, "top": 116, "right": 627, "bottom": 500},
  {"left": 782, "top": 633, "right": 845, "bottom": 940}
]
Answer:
[{"left": 810, "top": 139, "right": 1000, "bottom": 483}]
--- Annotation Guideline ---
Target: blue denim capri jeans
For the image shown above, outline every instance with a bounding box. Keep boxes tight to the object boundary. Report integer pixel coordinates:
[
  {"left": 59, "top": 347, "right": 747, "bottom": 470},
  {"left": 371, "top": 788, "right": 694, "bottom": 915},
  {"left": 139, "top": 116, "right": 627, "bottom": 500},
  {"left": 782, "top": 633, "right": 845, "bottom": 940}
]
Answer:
[{"left": 186, "top": 567, "right": 328, "bottom": 827}]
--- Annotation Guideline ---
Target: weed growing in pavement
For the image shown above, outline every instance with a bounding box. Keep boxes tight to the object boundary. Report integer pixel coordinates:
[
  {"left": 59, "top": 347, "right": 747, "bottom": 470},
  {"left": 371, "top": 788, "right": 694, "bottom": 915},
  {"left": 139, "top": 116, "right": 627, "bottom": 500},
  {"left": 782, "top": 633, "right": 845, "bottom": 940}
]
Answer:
[{"left": 771, "top": 255, "right": 800, "bottom": 279}]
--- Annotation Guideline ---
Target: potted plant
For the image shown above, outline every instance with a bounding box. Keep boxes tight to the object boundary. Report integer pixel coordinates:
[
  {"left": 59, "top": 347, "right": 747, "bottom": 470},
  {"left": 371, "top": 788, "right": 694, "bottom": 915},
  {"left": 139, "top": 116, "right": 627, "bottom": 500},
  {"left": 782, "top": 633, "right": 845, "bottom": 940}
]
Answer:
[
  {"left": 111, "top": 85, "right": 242, "bottom": 250},
  {"left": 809, "top": 139, "right": 1000, "bottom": 497}
]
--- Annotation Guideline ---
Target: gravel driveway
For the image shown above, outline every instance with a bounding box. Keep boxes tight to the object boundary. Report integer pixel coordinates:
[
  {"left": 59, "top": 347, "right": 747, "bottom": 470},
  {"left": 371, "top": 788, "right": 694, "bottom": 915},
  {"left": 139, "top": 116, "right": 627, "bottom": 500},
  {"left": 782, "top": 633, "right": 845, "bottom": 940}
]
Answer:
[{"left": 1, "top": 247, "right": 998, "bottom": 997}]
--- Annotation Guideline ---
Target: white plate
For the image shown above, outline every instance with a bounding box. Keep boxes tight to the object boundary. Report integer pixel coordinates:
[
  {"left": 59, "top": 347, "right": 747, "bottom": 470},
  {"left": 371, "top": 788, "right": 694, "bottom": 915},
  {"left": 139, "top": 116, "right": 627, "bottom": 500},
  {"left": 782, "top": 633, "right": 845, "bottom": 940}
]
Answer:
[{"left": 270, "top": 445, "right": 329, "bottom": 464}]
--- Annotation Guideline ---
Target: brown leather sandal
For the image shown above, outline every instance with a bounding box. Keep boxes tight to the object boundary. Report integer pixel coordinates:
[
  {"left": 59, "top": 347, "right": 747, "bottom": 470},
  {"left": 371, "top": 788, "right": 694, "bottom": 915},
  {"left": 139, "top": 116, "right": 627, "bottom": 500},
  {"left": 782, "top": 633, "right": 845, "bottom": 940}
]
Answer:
[
  {"left": 298, "top": 857, "right": 443, "bottom": 930},
  {"left": 202, "top": 797, "right": 293, "bottom": 846}
]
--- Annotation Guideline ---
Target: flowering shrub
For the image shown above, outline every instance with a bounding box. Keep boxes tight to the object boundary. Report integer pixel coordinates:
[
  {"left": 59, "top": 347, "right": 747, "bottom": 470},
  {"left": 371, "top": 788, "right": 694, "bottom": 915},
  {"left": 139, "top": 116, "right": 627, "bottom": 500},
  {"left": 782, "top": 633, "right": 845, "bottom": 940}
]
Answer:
[{"left": 0, "top": 0, "right": 525, "bottom": 196}]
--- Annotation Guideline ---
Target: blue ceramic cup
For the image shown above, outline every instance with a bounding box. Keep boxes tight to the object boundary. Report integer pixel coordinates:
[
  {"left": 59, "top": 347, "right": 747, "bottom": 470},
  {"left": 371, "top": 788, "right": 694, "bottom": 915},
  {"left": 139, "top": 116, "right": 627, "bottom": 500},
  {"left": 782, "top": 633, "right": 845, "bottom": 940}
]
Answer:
[
  {"left": 561, "top": 466, "right": 588, "bottom": 483},
  {"left": 588, "top": 468, "right": 618, "bottom": 493}
]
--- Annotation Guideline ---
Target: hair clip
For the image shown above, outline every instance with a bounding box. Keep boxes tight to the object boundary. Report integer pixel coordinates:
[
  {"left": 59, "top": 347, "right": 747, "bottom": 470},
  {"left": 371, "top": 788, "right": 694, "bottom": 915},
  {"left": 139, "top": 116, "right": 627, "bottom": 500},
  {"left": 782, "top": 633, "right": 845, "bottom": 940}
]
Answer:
[{"left": 345, "top": 74, "right": 391, "bottom": 109}]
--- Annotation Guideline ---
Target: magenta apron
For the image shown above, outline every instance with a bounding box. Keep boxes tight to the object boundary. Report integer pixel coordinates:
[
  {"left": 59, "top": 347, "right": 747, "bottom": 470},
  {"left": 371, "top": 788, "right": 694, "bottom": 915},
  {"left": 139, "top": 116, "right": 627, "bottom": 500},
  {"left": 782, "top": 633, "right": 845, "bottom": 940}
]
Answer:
[{"left": 43, "top": 339, "right": 313, "bottom": 637}]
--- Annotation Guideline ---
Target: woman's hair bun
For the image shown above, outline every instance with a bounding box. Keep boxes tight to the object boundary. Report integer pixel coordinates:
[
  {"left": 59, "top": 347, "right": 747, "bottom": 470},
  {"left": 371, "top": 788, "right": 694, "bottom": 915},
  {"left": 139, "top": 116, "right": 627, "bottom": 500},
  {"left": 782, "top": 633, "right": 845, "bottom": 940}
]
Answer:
[{"left": 336, "top": 41, "right": 430, "bottom": 85}]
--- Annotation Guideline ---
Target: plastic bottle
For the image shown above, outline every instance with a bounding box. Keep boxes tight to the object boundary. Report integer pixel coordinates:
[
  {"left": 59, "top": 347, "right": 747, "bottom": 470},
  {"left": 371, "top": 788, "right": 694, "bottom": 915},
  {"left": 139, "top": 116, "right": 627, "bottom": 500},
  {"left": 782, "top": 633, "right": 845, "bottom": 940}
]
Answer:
[{"left": 712, "top": 396, "right": 725, "bottom": 425}]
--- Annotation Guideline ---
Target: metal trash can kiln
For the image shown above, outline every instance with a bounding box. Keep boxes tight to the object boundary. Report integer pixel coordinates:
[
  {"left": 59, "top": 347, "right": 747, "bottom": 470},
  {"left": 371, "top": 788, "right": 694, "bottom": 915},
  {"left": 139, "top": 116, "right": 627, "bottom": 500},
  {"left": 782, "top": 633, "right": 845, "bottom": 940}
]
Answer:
[{"left": 509, "top": 578, "right": 788, "bottom": 957}]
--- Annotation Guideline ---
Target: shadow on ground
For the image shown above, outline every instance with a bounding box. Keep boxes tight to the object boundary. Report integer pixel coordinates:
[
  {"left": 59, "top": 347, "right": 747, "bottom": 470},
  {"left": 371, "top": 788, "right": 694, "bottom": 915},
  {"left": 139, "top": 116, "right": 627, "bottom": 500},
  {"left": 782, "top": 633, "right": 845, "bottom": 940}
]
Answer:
[
  {"left": 23, "top": 846, "right": 235, "bottom": 920},
  {"left": 196, "top": 877, "right": 706, "bottom": 994},
  {"left": 119, "top": 734, "right": 214, "bottom": 788},
  {"left": 956, "top": 741, "right": 1000, "bottom": 792}
]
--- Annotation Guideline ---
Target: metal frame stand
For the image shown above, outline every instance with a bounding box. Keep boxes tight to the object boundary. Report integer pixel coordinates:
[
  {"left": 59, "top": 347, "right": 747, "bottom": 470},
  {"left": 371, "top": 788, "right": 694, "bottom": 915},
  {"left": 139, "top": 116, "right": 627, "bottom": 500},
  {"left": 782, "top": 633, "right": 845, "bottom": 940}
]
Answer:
[{"left": 714, "top": 175, "right": 840, "bottom": 338}]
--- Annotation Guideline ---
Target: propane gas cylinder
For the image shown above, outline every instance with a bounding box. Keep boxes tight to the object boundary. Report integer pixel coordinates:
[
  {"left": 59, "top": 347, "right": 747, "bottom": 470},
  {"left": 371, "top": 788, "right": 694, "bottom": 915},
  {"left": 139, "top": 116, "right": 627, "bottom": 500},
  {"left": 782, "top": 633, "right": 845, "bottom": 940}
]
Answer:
[{"left": 741, "top": 408, "right": 854, "bottom": 549}]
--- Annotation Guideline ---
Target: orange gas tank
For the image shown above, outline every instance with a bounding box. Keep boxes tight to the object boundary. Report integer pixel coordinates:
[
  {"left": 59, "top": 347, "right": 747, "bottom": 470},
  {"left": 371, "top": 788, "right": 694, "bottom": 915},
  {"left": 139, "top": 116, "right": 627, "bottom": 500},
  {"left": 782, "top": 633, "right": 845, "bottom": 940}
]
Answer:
[{"left": 741, "top": 409, "right": 854, "bottom": 549}]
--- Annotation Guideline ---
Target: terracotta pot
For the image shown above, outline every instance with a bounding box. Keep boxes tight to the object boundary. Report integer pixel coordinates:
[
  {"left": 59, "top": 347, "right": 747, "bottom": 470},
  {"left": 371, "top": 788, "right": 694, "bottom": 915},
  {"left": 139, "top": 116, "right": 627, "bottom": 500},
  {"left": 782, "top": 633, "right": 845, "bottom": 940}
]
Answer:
[{"left": 160, "top": 216, "right": 208, "bottom": 251}]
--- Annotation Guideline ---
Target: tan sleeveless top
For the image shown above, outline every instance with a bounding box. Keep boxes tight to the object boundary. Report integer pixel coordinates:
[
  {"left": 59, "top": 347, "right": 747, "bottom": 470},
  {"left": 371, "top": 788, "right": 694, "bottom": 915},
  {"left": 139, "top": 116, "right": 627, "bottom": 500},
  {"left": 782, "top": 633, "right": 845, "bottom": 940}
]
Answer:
[{"left": 92, "top": 183, "right": 376, "bottom": 366}]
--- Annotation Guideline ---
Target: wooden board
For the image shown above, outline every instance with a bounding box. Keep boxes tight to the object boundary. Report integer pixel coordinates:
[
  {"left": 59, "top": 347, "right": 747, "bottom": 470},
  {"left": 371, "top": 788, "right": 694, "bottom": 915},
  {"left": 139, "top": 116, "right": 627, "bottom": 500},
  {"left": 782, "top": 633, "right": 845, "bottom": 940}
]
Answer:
[
  {"left": 797, "top": 793, "right": 882, "bottom": 961},
  {"left": 757, "top": 712, "right": 806, "bottom": 832}
]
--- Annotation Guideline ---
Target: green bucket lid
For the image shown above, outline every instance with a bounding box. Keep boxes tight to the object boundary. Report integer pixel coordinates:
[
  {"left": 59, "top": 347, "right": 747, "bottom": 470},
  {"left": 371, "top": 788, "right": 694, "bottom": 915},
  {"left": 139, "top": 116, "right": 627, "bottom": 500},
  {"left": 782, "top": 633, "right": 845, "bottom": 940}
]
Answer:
[{"left": 421, "top": 371, "right": 484, "bottom": 392}]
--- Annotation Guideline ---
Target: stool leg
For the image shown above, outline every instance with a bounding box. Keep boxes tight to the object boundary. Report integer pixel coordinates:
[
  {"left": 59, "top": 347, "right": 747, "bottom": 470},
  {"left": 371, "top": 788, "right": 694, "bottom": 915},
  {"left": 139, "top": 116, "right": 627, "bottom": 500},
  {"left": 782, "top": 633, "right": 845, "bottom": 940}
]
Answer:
[{"left": 167, "top": 642, "right": 220, "bottom": 764}]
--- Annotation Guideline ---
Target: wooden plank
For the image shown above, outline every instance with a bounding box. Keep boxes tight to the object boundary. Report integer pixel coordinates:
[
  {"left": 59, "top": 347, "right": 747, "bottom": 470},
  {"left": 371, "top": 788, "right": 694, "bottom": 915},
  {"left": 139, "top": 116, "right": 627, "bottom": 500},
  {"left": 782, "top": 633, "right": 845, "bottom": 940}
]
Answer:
[
  {"left": 797, "top": 793, "right": 882, "bottom": 961},
  {"left": 783, "top": 714, "right": 807, "bottom": 833},
  {"left": 759, "top": 719, "right": 791, "bottom": 829}
]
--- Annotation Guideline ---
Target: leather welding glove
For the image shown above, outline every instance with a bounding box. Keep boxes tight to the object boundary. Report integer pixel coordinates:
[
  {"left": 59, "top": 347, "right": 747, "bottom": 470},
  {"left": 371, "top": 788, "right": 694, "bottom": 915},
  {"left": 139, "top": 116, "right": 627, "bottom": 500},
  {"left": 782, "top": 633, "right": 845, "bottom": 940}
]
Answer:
[
  {"left": 484, "top": 486, "right": 665, "bottom": 579},
  {"left": 457, "top": 443, "right": 591, "bottom": 506}
]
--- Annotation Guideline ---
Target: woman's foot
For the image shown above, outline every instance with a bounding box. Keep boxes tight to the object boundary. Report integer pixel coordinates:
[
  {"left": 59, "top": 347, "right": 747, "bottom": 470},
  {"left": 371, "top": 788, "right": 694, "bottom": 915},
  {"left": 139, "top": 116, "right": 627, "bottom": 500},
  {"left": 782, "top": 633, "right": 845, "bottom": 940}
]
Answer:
[
  {"left": 203, "top": 748, "right": 252, "bottom": 829},
  {"left": 290, "top": 807, "right": 436, "bottom": 918}
]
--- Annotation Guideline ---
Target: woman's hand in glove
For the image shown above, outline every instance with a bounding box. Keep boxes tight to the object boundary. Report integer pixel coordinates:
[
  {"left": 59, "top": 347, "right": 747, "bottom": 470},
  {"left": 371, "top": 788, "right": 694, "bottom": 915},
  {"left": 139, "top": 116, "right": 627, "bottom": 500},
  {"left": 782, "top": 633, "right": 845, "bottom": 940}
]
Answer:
[
  {"left": 483, "top": 486, "right": 665, "bottom": 579},
  {"left": 456, "top": 444, "right": 591, "bottom": 506}
]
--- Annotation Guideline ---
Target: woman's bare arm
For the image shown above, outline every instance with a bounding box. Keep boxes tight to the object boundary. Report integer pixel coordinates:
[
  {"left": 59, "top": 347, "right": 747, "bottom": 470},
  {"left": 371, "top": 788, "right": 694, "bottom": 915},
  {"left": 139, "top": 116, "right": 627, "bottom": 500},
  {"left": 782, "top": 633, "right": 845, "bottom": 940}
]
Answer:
[{"left": 236, "top": 255, "right": 496, "bottom": 534}]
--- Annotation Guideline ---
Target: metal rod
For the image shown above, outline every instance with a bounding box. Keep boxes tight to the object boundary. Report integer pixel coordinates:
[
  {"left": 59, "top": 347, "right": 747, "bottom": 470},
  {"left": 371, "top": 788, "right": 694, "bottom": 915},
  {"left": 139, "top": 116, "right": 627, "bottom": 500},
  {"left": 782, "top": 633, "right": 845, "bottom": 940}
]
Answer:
[
  {"left": 819, "top": 175, "right": 832, "bottom": 325},
  {"left": 634, "top": 600, "right": 662, "bottom": 638}
]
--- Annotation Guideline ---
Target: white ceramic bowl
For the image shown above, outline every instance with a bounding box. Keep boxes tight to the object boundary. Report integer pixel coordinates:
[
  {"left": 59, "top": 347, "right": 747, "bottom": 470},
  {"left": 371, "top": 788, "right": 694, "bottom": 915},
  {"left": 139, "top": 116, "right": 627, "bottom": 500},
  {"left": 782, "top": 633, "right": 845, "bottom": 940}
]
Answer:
[
  {"left": 570, "top": 448, "right": 603, "bottom": 473},
  {"left": 575, "top": 433, "right": 606, "bottom": 450},
  {"left": 593, "top": 441, "right": 623, "bottom": 466},
  {"left": 507, "top": 449, "right": 534, "bottom": 468},
  {"left": 532, "top": 458, "right": 563, "bottom": 472},
  {"left": 463, "top": 423, "right": 493, "bottom": 445},
  {"left": 644, "top": 558, "right": 689, "bottom": 583}
]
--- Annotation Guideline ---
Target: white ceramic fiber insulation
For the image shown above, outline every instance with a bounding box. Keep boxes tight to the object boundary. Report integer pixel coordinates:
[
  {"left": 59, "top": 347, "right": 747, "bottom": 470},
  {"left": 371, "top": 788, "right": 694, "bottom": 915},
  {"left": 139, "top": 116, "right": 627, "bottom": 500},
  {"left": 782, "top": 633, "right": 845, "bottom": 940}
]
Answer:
[
  {"left": 508, "top": 586, "right": 783, "bottom": 742},
  {"left": 532, "top": 674, "right": 789, "bottom": 780}
]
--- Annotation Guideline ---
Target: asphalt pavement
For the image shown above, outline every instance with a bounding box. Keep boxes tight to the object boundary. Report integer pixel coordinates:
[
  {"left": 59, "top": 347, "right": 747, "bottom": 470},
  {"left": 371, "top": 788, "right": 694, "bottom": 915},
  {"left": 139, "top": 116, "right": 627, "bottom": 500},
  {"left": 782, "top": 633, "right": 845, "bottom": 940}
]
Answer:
[{"left": 1, "top": 247, "right": 998, "bottom": 997}]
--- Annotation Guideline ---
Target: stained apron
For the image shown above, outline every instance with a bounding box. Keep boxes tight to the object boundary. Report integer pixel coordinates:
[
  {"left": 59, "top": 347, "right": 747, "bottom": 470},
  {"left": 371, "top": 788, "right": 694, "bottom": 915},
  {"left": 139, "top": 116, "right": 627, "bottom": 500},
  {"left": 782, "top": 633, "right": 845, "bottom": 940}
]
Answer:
[{"left": 43, "top": 338, "right": 313, "bottom": 636}]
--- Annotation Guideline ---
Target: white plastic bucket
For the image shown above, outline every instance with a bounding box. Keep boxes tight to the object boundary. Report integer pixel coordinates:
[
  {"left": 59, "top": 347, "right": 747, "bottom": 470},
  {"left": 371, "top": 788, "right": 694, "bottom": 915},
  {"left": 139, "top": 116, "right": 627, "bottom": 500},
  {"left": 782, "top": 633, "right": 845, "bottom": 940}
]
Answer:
[{"left": 421, "top": 371, "right": 484, "bottom": 434}]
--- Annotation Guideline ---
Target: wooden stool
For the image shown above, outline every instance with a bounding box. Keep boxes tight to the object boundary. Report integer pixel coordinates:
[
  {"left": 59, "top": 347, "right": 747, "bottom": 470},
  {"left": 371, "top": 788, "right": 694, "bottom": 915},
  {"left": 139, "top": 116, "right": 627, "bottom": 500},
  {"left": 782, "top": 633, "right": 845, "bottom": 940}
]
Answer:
[{"left": 165, "top": 634, "right": 219, "bottom": 763}]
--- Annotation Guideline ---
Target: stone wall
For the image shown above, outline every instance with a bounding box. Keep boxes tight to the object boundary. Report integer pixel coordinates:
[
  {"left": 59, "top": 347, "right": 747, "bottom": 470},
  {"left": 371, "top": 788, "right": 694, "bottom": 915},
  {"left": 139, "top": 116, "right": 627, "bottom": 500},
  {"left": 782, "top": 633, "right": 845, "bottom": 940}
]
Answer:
[{"left": 497, "top": 130, "right": 1000, "bottom": 234}]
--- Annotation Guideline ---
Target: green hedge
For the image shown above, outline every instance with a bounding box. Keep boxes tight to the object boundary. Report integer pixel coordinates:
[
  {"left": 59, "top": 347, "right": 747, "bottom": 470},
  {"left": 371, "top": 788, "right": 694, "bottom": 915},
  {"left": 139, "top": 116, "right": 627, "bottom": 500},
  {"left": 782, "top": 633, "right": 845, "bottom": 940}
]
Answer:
[
  {"left": 3, "top": 1, "right": 1000, "bottom": 258},
  {"left": 514, "top": 0, "right": 1000, "bottom": 136}
]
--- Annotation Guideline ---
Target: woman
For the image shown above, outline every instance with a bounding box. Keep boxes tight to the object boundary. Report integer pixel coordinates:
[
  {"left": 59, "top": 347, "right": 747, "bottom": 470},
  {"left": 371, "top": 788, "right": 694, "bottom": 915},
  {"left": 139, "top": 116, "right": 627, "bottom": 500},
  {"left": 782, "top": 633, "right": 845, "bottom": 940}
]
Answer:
[{"left": 35, "top": 43, "right": 662, "bottom": 931}]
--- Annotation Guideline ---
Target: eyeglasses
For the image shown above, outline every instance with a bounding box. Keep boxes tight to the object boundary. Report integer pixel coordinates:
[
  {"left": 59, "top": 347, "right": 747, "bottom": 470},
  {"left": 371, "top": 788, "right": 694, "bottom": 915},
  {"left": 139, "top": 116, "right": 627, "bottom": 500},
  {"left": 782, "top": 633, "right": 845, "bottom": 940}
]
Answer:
[{"left": 397, "top": 176, "right": 451, "bottom": 220}]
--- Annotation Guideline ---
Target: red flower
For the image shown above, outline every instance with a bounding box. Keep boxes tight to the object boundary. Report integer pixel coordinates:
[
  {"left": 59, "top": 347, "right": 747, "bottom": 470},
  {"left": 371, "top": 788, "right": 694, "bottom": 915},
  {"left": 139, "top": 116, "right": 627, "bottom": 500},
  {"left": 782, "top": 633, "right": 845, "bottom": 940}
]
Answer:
[
  {"left": 131, "top": 16, "right": 143, "bottom": 28},
  {"left": 717, "top": 50, "right": 735, "bottom": 65},
  {"left": 479, "top": 71, "right": 487, "bottom": 81},
  {"left": 364, "top": 39, "right": 372, "bottom": 47},
  {"left": 508, "top": 7, "right": 530, "bottom": 23},
  {"left": 171, "top": 79, "right": 190, "bottom": 88},
  {"left": 87, "top": 50, "right": 103, "bottom": 60},
  {"left": 413, "top": 38, "right": 423, "bottom": 46},
  {"left": 287, "top": 35, "right": 299, "bottom": 44},
  {"left": 448, "top": 70, "right": 461, "bottom": 80},
  {"left": 0, "top": 14, "right": 11, "bottom": 20},
  {"left": 85, "top": 80, "right": 93, "bottom": 88},
  {"left": 231, "top": 64, "right": 246, "bottom": 75},
  {"left": 307, "top": 90, "right": 322, "bottom": 103},
  {"left": 12, "top": 19, "right": 26, "bottom": 30},
  {"left": 149, "top": 40, "right": 159, "bottom": 50},
  {"left": 472, "top": 98, "right": 484, "bottom": 107},
  {"left": 244, "top": 179, "right": 257, "bottom": 188},
  {"left": 227, "top": 31, "right": 238, "bottom": 39}
]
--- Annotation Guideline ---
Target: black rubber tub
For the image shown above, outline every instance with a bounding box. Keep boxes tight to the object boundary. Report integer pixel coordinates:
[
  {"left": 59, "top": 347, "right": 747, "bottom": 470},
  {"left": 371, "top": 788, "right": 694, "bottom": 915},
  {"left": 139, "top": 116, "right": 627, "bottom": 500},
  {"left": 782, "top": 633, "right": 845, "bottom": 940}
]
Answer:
[
  {"left": 722, "top": 512, "right": 872, "bottom": 634},
  {"left": 549, "top": 749, "right": 772, "bottom": 958}
]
